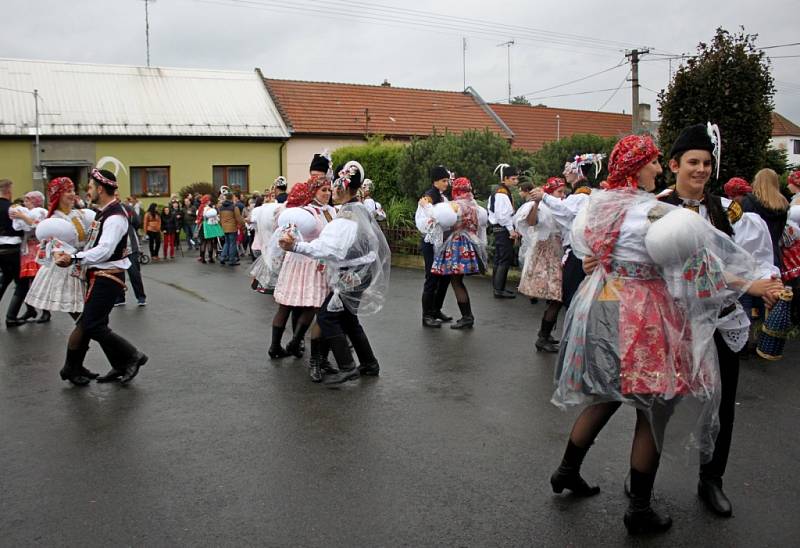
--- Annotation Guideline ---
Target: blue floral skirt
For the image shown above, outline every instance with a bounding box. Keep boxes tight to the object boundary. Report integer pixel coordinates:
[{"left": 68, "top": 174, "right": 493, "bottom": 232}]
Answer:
[{"left": 431, "top": 234, "right": 482, "bottom": 275}]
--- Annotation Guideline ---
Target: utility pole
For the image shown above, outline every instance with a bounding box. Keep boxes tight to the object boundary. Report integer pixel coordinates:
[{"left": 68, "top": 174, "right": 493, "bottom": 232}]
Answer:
[
  {"left": 626, "top": 48, "right": 649, "bottom": 132},
  {"left": 497, "top": 40, "right": 515, "bottom": 103},
  {"left": 34, "top": 89, "right": 40, "bottom": 181}
]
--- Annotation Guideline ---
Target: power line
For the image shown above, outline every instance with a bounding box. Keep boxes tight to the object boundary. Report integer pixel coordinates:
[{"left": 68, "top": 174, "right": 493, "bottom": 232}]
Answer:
[
  {"left": 597, "top": 70, "right": 631, "bottom": 111},
  {"left": 759, "top": 42, "right": 800, "bottom": 50},
  {"left": 189, "top": 0, "right": 641, "bottom": 57},
  {"left": 510, "top": 59, "right": 627, "bottom": 100},
  {"left": 770, "top": 55, "right": 800, "bottom": 59}
]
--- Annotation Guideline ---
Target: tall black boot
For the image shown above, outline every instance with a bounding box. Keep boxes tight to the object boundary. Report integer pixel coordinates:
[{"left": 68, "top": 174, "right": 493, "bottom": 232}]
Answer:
[
  {"left": 59, "top": 347, "right": 92, "bottom": 386},
  {"left": 550, "top": 440, "right": 601, "bottom": 496},
  {"left": 348, "top": 325, "right": 379, "bottom": 376},
  {"left": 433, "top": 277, "right": 452, "bottom": 322},
  {"left": 322, "top": 335, "right": 360, "bottom": 385},
  {"left": 536, "top": 318, "right": 559, "bottom": 353},
  {"left": 624, "top": 468, "right": 672, "bottom": 535},
  {"left": 96, "top": 332, "right": 146, "bottom": 383},
  {"left": 450, "top": 300, "right": 474, "bottom": 329},
  {"left": 5, "top": 294, "right": 27, "bottom": 327},
  {"left": 36, "top": 309, "right": 51, "bottom": 323},
  {"left": 309, "top": 338, "right": 324, "bottom": 383},
  {"left": 493, "top": 266, "right": 515, "bottom": 298},
  {"left": 421, "top": 292, "right": 442, "bottom": 328},
  {"left": 286, "top": 321, "right": 310, "bottom": 358},
  {"left": 21, "top": 304, "right": 38, "bottom": 322},
  {"left": 268, "top": 325, "right": 289, "bottom": 359}
]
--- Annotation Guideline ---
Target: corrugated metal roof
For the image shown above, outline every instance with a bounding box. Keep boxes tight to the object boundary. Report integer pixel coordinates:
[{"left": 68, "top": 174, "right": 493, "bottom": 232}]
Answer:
[{"left": 0, "top": 58, "right": 289, "bottom": 138}]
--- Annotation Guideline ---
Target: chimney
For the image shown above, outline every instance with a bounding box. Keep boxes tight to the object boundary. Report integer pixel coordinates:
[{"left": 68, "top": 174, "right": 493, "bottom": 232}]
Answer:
[
  {"left": 381, "top": 79, "right": 391, "bottom": 87},
  {"left": 638, "top": 103, "right": 651, "bottom": 129}
]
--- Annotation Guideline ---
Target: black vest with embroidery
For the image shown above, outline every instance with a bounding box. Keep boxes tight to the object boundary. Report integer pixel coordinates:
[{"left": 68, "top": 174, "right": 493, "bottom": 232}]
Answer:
[
  {"left": 92, "top": 201, "right": 129, "bottom": 261},
  {"left": 659, "top": 190, "right": 734, "bottom": 237},
  {"left": 0, "top": 198, "right": 23, "bottom": 240},
  {"left": 489, "top": 183, "right": 514, "bottom": 212}
]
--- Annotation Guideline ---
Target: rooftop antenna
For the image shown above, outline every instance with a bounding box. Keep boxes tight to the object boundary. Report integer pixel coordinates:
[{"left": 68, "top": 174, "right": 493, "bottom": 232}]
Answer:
[{"left": 497, "top": 40, "right": 515, "bottom": 103}]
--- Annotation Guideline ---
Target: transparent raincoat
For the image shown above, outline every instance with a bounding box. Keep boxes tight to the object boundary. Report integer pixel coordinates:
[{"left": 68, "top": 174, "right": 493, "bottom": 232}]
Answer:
[{"left": 552, "top": 188, "right": 762, "bottom": 461}]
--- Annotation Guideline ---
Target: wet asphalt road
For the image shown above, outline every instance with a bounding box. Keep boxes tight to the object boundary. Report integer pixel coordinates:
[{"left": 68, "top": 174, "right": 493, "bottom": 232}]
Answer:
[{"left": 1, "top": 256, "right": 799, "bottom": 547}]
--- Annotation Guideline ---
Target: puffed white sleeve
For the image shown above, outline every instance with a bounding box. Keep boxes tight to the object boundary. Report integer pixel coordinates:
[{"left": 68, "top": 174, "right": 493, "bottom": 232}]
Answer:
[
  {"left": 514, "top": 201, "right": 535, "bottom": 232},
  {"left": 11, "top": 207, "right": 34, "bottom": 231},
  {"left": 293, "top": 218, "right": 358, "bottom": 262},
  {"left": 733, "top": 212, "right": 780, "bottom": 279},
  {"left": 542, "top": 193, "right": 587, "bottom": 231},
  {"left": 477, "top": 205, "right": 488, "bottom": 244},
  {"left": 374, "top": 201, "right": 386, "bottom": 222},
  {"left": 415, "top": 202, "right": 433, "bottom": 234},
  {"left": 493, "top": 193, "right": 514, "bottom": 232}
]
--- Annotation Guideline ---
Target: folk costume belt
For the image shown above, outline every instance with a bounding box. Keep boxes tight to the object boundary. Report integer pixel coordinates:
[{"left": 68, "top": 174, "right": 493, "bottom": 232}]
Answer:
[{"left": 85, "top": 268, "right": 126, "bottom": 302}]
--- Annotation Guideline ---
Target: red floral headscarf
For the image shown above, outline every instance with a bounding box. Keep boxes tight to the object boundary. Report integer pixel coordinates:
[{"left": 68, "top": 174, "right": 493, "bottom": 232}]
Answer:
[
  {"left": 543, "top": 177, "right": 566, "bottom": 194},
  {"left": 723, "top": 177, "right": 752, "bottom": 199},
  {"left": 47, "top": 177, "right": 75, "bottom": 217},
  {"left": 286, "top": 181, "right": 314, "bottom": 207},
  {"left": 451, "top": 177, "right": 473, "bottom": 200},
  {"left": 606, "top": 134, "right": 660, "bottom": 189},
  {"left": 307, "top": 174, "right": 330, "bottom": 195},
  {"left": 788, "top": 170, "right": 800, "bottom": 189}
]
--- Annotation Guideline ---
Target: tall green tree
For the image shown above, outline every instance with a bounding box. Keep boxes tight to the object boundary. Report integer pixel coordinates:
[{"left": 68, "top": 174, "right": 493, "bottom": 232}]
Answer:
[{"left": 658, "top": 28, "right": 775, "bottom": 191}]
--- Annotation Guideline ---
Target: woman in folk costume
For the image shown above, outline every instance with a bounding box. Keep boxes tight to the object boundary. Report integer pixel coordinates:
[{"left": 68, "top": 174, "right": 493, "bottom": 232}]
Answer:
[
  {"left": 198, "top": 194, "right": 224, "bottom": 263},
  {"left": 269, "top": 177, "right": 334, "bottom": 359},
  {"left": 6, "top": 191, "right": 48, "bottom": 324},
  {"left": 360, "top": 179, "right": 386, "bottom": 222},
  {"left": 548, "top": 134, "right": 781, "bottom": 535},
  {"left": 420, "top": 177, "right": 488, "bottom": 329},
  {"left": 518, "top": 177, "right": 566, "bottom": 352},
  {"left": 24, "top": 177, "right": 96, "bottom": 318}
]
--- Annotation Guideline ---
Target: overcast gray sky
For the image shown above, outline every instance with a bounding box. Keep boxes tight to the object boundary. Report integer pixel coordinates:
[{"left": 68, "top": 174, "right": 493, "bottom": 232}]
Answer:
[{"left": 3, "top": 0, "right": 799, "bottom": 122}]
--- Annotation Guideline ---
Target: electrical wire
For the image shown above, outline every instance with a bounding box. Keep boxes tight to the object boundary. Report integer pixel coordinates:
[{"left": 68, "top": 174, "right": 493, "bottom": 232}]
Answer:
[{"left": 597, "top": 70, "right": 632, "bottom": 111}]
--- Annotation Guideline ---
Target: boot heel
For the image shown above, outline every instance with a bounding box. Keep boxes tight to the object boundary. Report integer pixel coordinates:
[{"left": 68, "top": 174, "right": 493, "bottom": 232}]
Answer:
[{"left": 550, "top": 477, "right": 565, "bottom": 494}]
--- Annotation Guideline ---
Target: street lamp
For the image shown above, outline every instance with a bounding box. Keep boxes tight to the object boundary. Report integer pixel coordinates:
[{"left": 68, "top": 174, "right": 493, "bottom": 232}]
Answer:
[{"left": 556, "top": 114, "right": 560, "bottom": 140}]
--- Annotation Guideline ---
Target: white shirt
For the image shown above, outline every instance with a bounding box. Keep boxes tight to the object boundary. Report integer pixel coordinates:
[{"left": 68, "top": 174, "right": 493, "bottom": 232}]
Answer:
[
  {"left": 363, "top": 197, "right": 386, "bottom": 222},
  {"left": 415, "top": 192, "right": 448, "bottom": 234},
  {"left": 487, "top": 191, "right": 514, "bottom": 232},
  {"left": 293, "top": 217, "right": 358, "bottom": 263},
  {"left": 76, "top": 202, "right": 131, "bottom": 270},
  {"left": 542, "top": 192, "right": 590, "bottom": 248}
]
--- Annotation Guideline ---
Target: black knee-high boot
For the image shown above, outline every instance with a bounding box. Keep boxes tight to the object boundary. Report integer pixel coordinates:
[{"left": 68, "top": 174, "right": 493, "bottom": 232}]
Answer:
[
  {"left": 59, "top": 347, "right": 92, "bottom": 386},
  {"left": 624, "top": 468, "right": 672, "bottom": 535},
  {"left": 450, "top": 301, "right": 474, "bottom": 329},
  {"left": 286, "top": 321, "right": 310, "bottom": 358},
  {"left": 308, "top": 338, "right": 324, "bottom": 383},
  {"left": 536, "top": 318, "right": 559, "bottom": 353},
  {"left": 421, "top": 292, "right": 442, "bottom": 328},
  {"left": 550, "top": 440, "right": 601, "bottom": 497},
  {"left": 268, "top": 326, "right": 288, "bottom": 359},
  {"left": 5, "top": 294, "right": 27, "bottom": 326},
  {"left": 322, "top": 335, "right": 360, "bottom": 385},
  {"left": 348, "top": 325, "right": 379, "bottom": 376}
]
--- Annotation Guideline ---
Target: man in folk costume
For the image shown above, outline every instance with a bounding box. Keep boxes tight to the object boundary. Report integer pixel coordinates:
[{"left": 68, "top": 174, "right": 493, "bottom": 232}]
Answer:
[
  {"left": 659, "top": 123, "right": 781, "bottom": 517},
  {"left": 488, "top": 164, "right": 520, "bottom": 298},
  {"left": 54, "top": 159, "right": 147, "bottom": 386},
  {"left": 0, "top": 178, "right": 25, "bottom": 327},
  {"left": 279, "top": 161, "right": 391, "bottom": 386},
  {"left": 531, "top": 153, "right": 604, "bottom": 309},
  {"left": 415, "top": 165, "right": 455, "bottom": 327},
  {"left": 273, "top": 176, "right": 289, "bottom": 204}
]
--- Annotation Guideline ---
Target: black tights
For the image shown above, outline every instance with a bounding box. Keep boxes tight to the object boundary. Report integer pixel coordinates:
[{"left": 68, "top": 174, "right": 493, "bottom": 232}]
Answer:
[
  {"left": 272, "top": 305, "right": 315, "bottom": 334},
  {"left": 568, "top": 402, "right": 660, "bottom": 474},
  {"left": 543, "top": 299, "right": 561, "bottom": 324},
  {"left": 201, "top": 238, "right": 216, "bottom": 259},
  {"left": 450, "top": 275, "right": 469, "bottom": 303}
]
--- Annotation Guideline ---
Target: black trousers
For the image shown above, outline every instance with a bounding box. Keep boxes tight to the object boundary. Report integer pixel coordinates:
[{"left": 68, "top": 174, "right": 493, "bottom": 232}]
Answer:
[
  {"left": 316, "top": 291, "right": 376, "bottom": 366},
  {"left": 0, "top": 248, "right": 21, "bottom": 306},
  {"left": 701, "top": 331, "right": 740, "bottom": 479},
  {"left": 73, "top": 272, "right": 139, "bottom": 370},
  {"left": 421, "top": 241, "right": 450, "bottom": 306},
  {"left": 493, "top": 228, "right": 514, "bottom": 268},
  {"left": 561, "top": 249, "right": 586, "bottom": 309},
  {"left": 316, "top": 291, "right": 363, "bottom": 339},
  {"left": 117, "top": 252, "right": 146, "bottom": 302}
]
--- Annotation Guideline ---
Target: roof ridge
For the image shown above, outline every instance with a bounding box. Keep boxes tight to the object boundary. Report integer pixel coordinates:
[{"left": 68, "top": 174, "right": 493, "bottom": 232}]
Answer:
[
  {"left": 263, "top": 77, "right": 470, "bottom": 95},
  {"left": 0, "top": 56, "right": 256, "bottom": 76},
  {"left": 490, "top": 102, "right": 631, "bottom": 117}
]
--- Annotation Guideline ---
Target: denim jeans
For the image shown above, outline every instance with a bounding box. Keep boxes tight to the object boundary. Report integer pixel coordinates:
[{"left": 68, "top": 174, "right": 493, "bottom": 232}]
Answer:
[{"left": 221, "top": 232, "right": 239, "bottom": 263}]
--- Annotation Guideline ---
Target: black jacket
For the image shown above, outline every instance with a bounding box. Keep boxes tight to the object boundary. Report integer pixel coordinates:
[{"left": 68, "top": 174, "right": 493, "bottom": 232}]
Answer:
[{"left": 741, "top": 194, "right": 787, "bottom": 267}]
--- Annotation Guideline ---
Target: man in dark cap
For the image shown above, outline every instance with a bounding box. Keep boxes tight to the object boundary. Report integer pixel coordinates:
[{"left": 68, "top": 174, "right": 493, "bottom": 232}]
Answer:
[
  {"left": 659, "top": 123, "right": 783, "bottom": 519},
  {"left": 0, "top": 178, "right": 25, "bottom": 327},
  {"left": 53, "top": 163, "right": 148, "bottom": 386},
  {"left": 415, "top": 165, "right": 454, "bottom": 327},
  {"left": 488, "top": 164, "right": 520, "bottom": 298}
]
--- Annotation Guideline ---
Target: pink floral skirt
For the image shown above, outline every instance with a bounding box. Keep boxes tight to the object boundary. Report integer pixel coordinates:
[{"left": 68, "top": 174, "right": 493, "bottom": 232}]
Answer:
[
  {"left": 273, "top": 252, "right": 329, "bottom": 308},
  {"left": 518, "top": 235, "right": 562, "bottom": 300}
]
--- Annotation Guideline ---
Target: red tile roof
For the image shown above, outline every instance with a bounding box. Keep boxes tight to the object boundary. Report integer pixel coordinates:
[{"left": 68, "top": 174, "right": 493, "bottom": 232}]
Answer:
[
  {"left": 772, "top": 112, "right": 800, "bottom": 136},
  {"left": 263, "top": 78, "right": 510, "bottom": 138},
  {"left": 490, "top": 103, "right": 633, "bottom": 152}
]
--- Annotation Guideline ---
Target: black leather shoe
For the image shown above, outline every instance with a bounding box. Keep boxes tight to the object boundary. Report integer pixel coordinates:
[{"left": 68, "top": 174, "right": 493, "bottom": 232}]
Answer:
[
  {"left": 698, "top": 477, "right": 732, "bottom": 517},
  {"left": 450, "top": 316, "right": 474, "bottom": 329},
  {"left": 624, "top": 506, "right": 672, "bottom": 535},
  {"left": 285, "top": 340, "right": 304, "bottom": 358},
  {"left": 21, "top": 307, "right": 38, "bottom": 322},
  {"left": 358, "top": 361, "right": 380, "bottom": 376},
  {"left": 320, "top": 359, "right": 338, "bottom": 375},
  {"left": 80, "top": 367, "right": 99, "bottom": 380},
  {"left": 59, "top": 368, "right": 91, "bottom": 386},
  {"left": 119, "top": 352, "right": 148, "bottom": 384},
  {"left": 309, "top": 363, "right": 323, "bottom": 383},
  {"left": 422, "top": 315, "right": 442, "bottom": 328},
  {"left": 96, "top": 369, "right": 123, "bottom": 383},
  {"left": 5, "top": 317, "right": 26, "bottom": 328},
  {"left": 433, "top": 310, "right": 453, "bottom": 322},
  {"left": 268, "top": 345, "right": 289, "bottom": 359},
  {"left": 493, "top": 290, "right": 515, "bottom": 299},
  {"left": 36, "top": 310, "right": 52, "bottom": 323},
  {"left": 323, "top": 366, "right": 360, "bottom": 386},
  {"left": 550, "top": 468, "right": 600, "bottom": 497}
]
